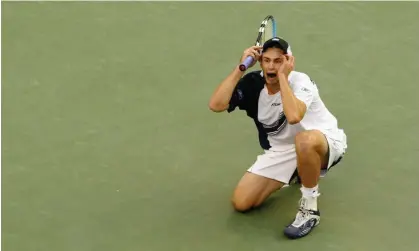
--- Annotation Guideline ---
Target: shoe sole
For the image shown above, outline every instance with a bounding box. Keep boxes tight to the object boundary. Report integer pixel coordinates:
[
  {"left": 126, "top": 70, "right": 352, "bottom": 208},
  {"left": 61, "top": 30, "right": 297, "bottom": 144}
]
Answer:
[{"left": 284, "top": 218, "right": 320, "bottom": 240}]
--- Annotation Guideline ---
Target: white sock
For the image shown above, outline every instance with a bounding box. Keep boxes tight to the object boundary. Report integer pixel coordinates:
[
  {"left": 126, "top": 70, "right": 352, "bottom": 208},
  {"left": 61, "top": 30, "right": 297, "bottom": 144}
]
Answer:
[{"left": 300, "top": 185, "right": 320, "bottom": 210}]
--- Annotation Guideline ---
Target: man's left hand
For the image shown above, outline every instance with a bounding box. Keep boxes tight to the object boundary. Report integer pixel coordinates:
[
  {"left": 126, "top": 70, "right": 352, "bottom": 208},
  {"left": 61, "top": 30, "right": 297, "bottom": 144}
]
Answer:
[{"left": 278, "top": 55, "right": 295, "bottom": 77}]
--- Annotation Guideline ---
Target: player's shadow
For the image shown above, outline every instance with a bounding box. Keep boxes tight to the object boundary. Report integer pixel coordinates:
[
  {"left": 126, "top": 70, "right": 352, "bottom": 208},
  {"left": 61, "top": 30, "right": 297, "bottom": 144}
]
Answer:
[{"left": 225, "top": 184, "right": 302, "bottom": 240}]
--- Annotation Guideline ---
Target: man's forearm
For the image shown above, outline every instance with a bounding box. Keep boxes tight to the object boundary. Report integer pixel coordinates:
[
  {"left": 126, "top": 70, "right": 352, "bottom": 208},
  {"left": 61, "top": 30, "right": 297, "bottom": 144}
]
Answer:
[
  {"left": 278, "top": 74, "right": 306, "bottom": 124},
  {"left": 209, "top": 66, "right": 244, "bottom": 112}
]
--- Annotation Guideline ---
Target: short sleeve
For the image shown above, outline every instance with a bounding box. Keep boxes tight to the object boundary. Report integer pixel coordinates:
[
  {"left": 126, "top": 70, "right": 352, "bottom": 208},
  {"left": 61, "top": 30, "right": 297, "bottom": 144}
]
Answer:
[
  {"left": 292, "top": 74, "right": 315, "bottom": 108},
  {"left": 227, "top": 74, "right": 251, "bottom": 113}
]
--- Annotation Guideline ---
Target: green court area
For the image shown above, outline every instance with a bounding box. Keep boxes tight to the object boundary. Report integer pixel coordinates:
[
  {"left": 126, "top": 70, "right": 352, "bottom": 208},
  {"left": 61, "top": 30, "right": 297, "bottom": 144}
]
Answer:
[{"left": 2, "top": 2, "right": 419, "bottom": 251}]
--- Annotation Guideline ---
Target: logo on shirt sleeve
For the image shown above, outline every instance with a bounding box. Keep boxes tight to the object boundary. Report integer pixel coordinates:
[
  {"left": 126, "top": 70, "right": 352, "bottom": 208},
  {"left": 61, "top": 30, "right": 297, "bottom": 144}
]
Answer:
[
  {"left": 301, "top": 87, "right": 310, "bottom": 93},
  {"left": 237, "top": 89, "right": 244, "bottom": 100}
]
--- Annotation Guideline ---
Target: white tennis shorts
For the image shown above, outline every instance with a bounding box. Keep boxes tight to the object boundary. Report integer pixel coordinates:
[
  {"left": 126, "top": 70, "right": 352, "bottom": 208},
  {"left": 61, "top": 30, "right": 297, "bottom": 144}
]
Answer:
[{"left": 247, "top": 130, "right": 347, "bottom": 184}]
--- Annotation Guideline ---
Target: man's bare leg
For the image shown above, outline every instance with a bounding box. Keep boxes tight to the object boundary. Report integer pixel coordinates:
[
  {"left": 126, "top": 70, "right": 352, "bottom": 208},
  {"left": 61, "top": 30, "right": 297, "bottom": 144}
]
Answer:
[
  {"left": 232, "top": 172, "right": 284, "bottom": 212},
  {"left": 284, "top": 130, "right": 329, "bottom": 239}
]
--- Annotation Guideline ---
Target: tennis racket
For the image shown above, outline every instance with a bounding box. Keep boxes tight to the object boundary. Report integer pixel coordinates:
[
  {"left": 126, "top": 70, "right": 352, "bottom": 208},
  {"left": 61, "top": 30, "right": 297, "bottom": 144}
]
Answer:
[{"left": 239, "top": 15, "right": 277, "bottom": 72}]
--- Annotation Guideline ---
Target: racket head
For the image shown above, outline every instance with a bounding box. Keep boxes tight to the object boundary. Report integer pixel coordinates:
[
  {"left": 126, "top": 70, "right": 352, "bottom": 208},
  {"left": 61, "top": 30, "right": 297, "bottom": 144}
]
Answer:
[
  {"left": 255, "top": 15, "right": 277, "bottom": 47},
  {"left": 239, "top": 15, "right": 277, "bottom": 71}
]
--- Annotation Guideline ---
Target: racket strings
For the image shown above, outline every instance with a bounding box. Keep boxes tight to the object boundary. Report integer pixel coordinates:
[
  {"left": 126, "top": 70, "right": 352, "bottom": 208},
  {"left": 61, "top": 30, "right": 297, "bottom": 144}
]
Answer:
[{"left": 262, "top": 21, "right": 274, "bottom": 44}]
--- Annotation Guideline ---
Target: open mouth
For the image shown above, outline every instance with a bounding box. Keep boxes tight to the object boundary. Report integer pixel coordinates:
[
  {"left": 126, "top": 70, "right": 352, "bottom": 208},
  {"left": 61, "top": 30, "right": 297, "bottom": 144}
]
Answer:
[{"left": 266, "top": 73, "right": 277, "bottom": 78}]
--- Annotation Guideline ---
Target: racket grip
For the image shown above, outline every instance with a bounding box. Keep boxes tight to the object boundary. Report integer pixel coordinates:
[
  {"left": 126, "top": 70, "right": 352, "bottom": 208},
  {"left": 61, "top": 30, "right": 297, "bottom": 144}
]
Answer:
[{"left": 239, "top": 56, "right": 254, "bottom": 71}]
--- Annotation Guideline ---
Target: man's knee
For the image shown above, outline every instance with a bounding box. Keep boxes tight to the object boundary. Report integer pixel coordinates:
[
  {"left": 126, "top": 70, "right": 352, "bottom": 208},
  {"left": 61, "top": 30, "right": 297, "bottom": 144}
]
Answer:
[
  {"left": 231, "top": 196, "right": 254, "bottom": 212},
  {"left": 231, "top": 190, "right": 265, "bottom": 212},
  {"left": 295, "top": 130, "right": 329, "bottom": 170},
  {"left": 231, "top": 188, "right": 277, "bottom": 212},
  {"left": 231, "top": 188, "right": 264, "bottom": 212},
  {"left": 230, "top": 172, "right": 283, "bottom": 212},
  {"left": 295, "top": 130, "right": 325, "bottom": 154}
]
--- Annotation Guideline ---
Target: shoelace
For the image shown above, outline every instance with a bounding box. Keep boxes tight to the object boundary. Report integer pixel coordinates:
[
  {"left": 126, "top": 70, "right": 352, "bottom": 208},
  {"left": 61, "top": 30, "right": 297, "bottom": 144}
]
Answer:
[
  {"left": 294, "top": 198, "right": 311, "bottom": 226},
  {"left": 295, "top": 209, "right": 310, "bottom": 223}
]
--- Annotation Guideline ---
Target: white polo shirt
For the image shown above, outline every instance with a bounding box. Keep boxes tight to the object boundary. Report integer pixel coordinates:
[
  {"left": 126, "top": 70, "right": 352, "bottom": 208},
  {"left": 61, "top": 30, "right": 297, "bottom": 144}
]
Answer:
[{"left": 257, "top": 71, "right": 344, "bottom": 151}]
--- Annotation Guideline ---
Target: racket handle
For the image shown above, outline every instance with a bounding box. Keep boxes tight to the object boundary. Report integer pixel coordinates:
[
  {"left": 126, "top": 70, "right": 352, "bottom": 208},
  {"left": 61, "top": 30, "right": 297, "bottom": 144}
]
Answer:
[{"left": 239, "top": 56, "right": 254, "bottom": 71}]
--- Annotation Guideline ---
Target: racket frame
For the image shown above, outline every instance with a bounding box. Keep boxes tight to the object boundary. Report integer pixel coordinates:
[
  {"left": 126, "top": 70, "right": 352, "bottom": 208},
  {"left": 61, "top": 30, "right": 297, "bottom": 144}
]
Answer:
[{"left": 239, "top": 15, "right": 277, "bottom": 72}]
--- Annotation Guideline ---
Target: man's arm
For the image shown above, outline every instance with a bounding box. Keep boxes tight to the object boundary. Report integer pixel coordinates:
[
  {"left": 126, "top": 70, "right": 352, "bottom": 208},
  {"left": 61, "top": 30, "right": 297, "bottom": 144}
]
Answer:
[
  {"left": 208, "top": 66, "right": 245, "bottom": 112},
  {"left": 209, "top": 45, "right": 262, "bottom": 113},
  {"left": 277, "top": 55, "right": 312, "bottom": 124},
  {"left": 278, "top": 73, "right": 307, "bottom": 124}
]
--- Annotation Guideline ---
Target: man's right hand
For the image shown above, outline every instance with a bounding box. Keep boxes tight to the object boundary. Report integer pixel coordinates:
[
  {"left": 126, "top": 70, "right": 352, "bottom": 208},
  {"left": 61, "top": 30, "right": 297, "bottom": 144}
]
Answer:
[{"left": 240, "top": 46, "right": 263, "bottom": 69}]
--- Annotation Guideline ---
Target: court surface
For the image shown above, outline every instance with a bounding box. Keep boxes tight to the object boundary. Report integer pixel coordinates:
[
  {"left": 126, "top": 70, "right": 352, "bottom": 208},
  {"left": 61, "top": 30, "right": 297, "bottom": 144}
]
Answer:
[{"left": 2, "top": 2, "right": 419, "bottom": 251}]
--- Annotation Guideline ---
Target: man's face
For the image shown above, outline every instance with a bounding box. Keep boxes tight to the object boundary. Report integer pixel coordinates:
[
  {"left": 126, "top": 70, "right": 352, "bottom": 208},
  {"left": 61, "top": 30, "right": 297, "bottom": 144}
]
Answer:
[{"left": 260, "top": 47, "right": 285, "bottom": 85}]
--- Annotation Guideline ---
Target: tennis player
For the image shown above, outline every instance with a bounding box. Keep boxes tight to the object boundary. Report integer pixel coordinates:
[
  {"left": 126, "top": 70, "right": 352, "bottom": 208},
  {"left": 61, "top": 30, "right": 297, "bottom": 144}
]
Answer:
[{"left": 208, "top": 37, "right": 347, "bottom": 239}]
